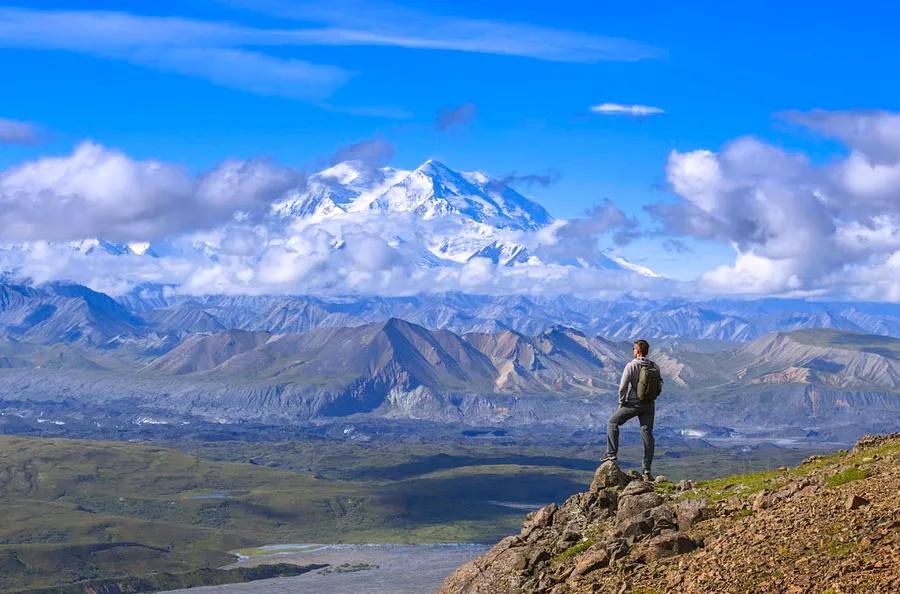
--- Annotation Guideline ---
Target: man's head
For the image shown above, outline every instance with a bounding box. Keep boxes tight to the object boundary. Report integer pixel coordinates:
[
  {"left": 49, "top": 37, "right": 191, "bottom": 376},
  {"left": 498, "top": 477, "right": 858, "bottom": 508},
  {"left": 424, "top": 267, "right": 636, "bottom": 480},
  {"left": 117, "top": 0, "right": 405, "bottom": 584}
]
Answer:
[{"left": 633, "top": 339, "right": 649, "bottom": 358}]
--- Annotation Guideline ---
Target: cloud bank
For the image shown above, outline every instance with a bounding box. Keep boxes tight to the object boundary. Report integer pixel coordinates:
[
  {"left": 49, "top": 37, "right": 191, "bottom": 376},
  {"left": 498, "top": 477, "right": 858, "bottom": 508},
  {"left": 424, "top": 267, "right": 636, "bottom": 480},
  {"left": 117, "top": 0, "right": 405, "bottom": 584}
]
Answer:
[
  {"left": 651, "top": 109, "right": 900, "bottom": 300},
  {"left": 0, "top": 142, "right": 300, "bottom": 242}
]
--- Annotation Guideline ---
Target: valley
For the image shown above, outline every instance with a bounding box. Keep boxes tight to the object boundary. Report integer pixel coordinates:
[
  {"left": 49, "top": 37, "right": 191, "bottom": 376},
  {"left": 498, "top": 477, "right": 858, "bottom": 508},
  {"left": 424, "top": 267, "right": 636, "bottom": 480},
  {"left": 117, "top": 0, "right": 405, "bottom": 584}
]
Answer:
[{"left": 0, "top": 431, "right": 832, "bottom": 592}]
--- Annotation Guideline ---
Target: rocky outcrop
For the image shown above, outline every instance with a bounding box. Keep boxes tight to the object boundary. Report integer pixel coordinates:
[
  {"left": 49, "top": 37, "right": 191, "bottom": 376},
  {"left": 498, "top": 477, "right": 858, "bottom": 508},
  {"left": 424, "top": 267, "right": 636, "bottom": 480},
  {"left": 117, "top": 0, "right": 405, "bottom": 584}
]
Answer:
[
  {"left": 439, "top": 462, "right": 703, "bottom": 594},
  {"left": 441, "top": 433, "right": 900, "bottom": 594}
]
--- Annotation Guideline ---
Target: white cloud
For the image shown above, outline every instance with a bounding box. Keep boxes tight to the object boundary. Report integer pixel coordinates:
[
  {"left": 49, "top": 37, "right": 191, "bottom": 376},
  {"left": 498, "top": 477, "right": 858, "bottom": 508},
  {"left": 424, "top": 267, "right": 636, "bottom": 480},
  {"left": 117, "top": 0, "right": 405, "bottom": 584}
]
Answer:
[
  {"left": 0, "top": 117, "right": 40, "bottom": 144},
  {"left": 652, "top": 110, "right": 900, "bottom": 300},
  {"left": 590, "top": 103, "right": 665, "bottom": 117},
  {"left": 0, "top": 142, "right": 299, "bottom": 242}
]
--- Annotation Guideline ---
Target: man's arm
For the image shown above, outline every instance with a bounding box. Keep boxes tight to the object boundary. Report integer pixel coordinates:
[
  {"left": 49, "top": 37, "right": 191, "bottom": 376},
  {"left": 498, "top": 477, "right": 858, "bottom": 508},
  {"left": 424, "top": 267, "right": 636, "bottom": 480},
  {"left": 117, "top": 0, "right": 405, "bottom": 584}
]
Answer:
[{"left": 618, "top": 363, "right": 631, "bottom": 403}]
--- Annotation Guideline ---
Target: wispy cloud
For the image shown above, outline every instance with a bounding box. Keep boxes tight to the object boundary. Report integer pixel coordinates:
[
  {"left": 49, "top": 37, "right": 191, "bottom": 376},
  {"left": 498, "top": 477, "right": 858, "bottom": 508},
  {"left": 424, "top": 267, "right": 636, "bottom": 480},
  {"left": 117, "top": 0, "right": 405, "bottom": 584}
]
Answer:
[
  {"left": 0, "top": 8, "right": 350, "bottom": 101},
  {"left": 330, "top": 137, "right": 395, "bottom": 167},
  {"left": 499, "top": 170, "right": 562, "bottom": 188},
  {"left": 0, "top": 6, "right": 660, "bottom": 108},
  {"left": 0, "top": 117, "right": 41, "bottom": 144},
  {"left": 590, "top": 103, "right": 665, "bottom": 117},
  {"left": 436, "top": 102, "right": 477, "bottom": 131},
  {"left": 226, "top": 0, "right": 662, "bottom": 63}
]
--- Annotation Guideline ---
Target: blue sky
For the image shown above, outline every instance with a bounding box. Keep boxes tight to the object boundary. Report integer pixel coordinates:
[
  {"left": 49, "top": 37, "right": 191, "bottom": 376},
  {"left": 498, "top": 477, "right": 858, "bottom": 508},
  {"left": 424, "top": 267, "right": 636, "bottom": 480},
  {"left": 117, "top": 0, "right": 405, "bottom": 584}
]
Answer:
[{"left": 2, "top": 1, "right": 900, "bottom": 294}]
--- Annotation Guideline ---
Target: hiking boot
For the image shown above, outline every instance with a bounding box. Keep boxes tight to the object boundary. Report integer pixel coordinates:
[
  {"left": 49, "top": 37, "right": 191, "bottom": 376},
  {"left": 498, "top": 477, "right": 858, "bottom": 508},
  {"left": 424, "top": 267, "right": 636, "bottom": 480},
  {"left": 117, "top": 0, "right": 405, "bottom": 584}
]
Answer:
[
  {"left": 642, "top": 471, "right": 653, "bottom": 482},
  {"left": 601, "top": 454, "right": 617, "bottom": 464}
]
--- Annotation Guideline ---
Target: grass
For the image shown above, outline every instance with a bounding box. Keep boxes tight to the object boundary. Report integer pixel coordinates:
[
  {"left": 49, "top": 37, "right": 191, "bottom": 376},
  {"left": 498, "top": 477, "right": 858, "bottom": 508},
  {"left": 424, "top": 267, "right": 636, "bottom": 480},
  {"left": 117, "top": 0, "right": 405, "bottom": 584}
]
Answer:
[
  {"left": 680, "top": 468, "right": 783, "bottom": 502},
  {"left": 825, "top": 467, "right": 868, "bottom": 487},
  {"left": 682, "top": 436, "right": 900, "bottom": 504},
  {"left": 0, "top": 435, "right": 595, "bottom": 591},
  {"left": 551, "top": 540, "right": 594, "bottom": 565}
]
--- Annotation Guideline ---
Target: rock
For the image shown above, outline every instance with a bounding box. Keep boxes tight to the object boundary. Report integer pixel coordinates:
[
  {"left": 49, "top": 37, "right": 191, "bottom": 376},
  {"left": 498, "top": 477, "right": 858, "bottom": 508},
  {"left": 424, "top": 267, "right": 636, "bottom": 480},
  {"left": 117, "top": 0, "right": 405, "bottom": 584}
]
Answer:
[
  {"left": 561, "top": 531, "right": 581, "bottom": 543},
  {"left": 676, "top": 479, "right": 695, "bottom": 491},
  {"left": 645, "top": 532, "right": 697, "bottom": 561},
  {"left": 529, "top": 549, "right": 551, "bottom": 568},
  {"left": 589, "top": 461, "right": 632, "bottom": 493},
  {"left": 846, "top": 494, "right": 869, "bottom": 510},
  {"left": 799, "top": 484, "right": 819, "bottom": 497},
  {"left": 619, "top": 517, "right": 653, "bottom": 542},
  {"left": 521, "top": 503, "right": 558, "bottom": 538},
  {"left": 570, "top": 545, "right": 610, "bottom": 577},
  {"left": 674, "top": 498, "right": 709, "bottom": 531},
  {"left": 852, "top": 432, "right": 899, "bottom": 453},
  {"left": 621, "top": 480, "right": 654, "bottom": 497},
  {"left": 616, "top": 492, "right": 665, "bottom": 525},
  {"left": 648, "top": 504, "right": 678, "bottom": 530},
  {"left": 654, "top": 475, "right": 669, "bottom": 484},
  {"left": 752, "top": 490, "right": 772, "bottom": 511}
]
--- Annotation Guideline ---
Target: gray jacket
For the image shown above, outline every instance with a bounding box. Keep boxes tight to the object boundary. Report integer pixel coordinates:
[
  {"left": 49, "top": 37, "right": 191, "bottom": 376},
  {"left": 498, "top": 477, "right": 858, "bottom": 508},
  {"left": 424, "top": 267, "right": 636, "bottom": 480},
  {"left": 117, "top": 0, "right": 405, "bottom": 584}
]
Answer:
[{"left": 618, "top": 356, "right": 662, "bottom": 405}]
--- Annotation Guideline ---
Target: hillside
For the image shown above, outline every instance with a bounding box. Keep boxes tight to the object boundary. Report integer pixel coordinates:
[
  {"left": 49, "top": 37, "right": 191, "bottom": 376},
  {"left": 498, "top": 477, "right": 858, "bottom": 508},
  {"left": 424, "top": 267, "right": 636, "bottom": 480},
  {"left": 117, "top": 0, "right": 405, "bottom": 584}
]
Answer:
[
  {"left": 0, "top": 435, "right": 598, "bottom": 592},
  {"left": 439, "top": 433, "right": 900, "bottom": 594}
]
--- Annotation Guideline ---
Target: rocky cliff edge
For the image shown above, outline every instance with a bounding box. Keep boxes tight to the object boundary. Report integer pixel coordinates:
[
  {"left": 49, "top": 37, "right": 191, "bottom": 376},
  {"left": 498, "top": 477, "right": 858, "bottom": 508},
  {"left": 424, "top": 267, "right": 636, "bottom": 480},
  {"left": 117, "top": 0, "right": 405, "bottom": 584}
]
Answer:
[{"left": 439, "top": 433, "right": 900, "bottom": 594}]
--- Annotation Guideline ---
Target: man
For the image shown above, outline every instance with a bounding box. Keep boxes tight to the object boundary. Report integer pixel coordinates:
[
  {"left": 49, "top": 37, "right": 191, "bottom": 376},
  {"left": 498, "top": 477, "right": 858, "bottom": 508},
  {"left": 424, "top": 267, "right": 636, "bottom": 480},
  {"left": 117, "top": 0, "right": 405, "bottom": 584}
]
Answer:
[{"left": 604, "top": 339, "right": 662, "bottom": 481}]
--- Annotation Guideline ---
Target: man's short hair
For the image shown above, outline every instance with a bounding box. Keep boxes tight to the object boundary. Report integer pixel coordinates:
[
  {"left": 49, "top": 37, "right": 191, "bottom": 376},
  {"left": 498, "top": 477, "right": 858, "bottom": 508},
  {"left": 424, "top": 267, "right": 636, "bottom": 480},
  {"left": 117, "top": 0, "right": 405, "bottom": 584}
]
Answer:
[{"left": 634, "top": 339, "right": 650, "bottom": 356}]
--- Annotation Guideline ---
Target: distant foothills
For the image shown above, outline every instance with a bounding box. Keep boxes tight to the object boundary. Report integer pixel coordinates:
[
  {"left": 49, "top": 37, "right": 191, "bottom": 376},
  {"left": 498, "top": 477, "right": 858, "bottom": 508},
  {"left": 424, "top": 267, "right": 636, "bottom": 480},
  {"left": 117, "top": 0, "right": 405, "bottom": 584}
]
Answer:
[{"left": 1, "top": 281, "right": 899, "bottom": 440}]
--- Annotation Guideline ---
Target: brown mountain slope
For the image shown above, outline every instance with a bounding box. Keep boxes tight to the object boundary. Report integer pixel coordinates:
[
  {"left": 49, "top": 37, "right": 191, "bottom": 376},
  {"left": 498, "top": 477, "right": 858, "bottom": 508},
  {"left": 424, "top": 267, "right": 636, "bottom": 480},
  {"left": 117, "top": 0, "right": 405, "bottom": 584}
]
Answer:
[{"left": 439, "top": 434, "right": 900, "bottom": 594}]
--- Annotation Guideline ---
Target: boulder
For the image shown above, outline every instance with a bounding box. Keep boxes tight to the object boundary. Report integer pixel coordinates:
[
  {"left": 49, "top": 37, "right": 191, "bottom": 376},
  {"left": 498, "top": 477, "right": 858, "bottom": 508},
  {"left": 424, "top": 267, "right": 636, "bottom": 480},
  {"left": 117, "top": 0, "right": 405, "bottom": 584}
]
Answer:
[
  {"left": 570, "top": 545, "right": 610, "bottom": 577},
  {"left": 620, "top": 480, "right": 654, "bottom": 497},
  {"left": 648, "top": 504, "right": 678, "bottom": 530},
  {"left": 616, "top": 492, "right": 665, "bottom": 525},
  {"left": 619, "top": 517, "right": 653, "bottom": 542},
  {"left": 590, "top": 461, "right": 632, "bottom": 493},
  {"left": 521, "top": 503, "right": 558, "bottom": 538},
  {"left": 674, "top": 498, "right": 709, "bottom": 531}
]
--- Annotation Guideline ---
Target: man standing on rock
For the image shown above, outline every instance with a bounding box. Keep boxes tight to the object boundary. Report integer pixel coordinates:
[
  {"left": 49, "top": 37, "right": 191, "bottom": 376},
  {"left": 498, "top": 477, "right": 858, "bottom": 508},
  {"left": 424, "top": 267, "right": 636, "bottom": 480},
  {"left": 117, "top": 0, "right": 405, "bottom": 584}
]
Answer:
[{"left": 604, "top": 339, "right": 662, "bottom": 481}]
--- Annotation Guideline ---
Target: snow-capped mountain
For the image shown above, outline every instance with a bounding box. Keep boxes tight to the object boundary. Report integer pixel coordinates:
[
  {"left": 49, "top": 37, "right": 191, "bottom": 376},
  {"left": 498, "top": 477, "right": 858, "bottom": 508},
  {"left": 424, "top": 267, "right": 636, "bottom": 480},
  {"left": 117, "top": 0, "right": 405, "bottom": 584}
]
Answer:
[
  {"left": 1, "top": 159, "right": 662, "bottom": 297},
  {"left": 368, "top": 160, "right": 552, "bottom": 230},
  {"left": 273, "top": 159, "right": 552, "bottom": 232},
  {"left": 270, "top": 159, "right": 560, "bottom": 266}
]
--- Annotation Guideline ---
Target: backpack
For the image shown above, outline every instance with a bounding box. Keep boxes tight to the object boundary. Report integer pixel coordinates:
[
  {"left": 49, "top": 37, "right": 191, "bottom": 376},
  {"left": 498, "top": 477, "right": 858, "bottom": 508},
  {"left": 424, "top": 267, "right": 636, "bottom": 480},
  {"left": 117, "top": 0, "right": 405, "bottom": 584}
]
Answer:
[{"left": 636, "top": 361, "right": 662, "bottom": 403}]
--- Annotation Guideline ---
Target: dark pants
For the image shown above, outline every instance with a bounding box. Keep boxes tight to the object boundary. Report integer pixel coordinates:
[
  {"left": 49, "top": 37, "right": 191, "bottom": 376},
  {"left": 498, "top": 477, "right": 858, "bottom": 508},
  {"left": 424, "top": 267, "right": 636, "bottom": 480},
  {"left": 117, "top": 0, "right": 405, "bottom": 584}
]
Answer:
[{"left": 606, "top": 401, "right": 655, "bottom": 473}]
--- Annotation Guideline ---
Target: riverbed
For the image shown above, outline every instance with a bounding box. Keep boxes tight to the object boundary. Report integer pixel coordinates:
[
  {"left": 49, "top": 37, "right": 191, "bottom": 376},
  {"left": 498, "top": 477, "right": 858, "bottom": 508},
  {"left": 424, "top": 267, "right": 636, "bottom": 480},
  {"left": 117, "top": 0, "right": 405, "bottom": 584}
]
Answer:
[{"left": 154, "top": 543, "right": 490, "bottom": 594}]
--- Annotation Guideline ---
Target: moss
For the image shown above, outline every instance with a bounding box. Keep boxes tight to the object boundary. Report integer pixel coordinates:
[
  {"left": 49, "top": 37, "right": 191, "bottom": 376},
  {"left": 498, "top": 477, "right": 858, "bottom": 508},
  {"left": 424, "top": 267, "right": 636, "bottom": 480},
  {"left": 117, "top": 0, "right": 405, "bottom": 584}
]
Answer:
[
  {"left": 550, "top": 539, "right": 594, "bottom": 565},
  {"left": 822, "top": 540, "right": 858, "bottom": 558},
  {"left": 680, "top": 469, "right": 783, "bottom": 502},
  {"left": 825, "top": 467, "right": 868, "bottom": 487},
  {"left": 652, "top": 480, "right": 676, "bottom": 495}
]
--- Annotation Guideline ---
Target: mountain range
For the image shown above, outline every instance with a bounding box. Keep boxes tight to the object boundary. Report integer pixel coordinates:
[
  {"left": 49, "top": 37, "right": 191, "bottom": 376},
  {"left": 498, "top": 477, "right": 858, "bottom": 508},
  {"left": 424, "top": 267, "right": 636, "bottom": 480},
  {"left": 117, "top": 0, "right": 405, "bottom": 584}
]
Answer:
[{"left": 1, "top": 281, "right": 899, "bottom": 439}]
